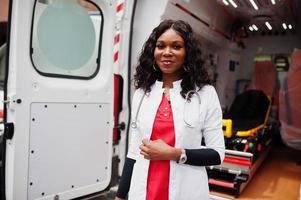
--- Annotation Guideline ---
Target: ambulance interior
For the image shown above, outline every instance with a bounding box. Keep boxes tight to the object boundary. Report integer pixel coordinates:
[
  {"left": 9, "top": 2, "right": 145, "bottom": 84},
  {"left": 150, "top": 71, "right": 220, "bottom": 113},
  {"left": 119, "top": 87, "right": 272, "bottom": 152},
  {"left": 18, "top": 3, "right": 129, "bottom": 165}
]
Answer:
[
  {"left": 169, "top": 0, "right": 301, "bottom": 198},
  {"left": 160, "top": 0, "right": 301, "bottom": 199},
  {"left": 131, "top": 1, "right": 301, "bottom": 198},
  {"left": 0, "top": 0, "right": 301, "bottom": 199}
]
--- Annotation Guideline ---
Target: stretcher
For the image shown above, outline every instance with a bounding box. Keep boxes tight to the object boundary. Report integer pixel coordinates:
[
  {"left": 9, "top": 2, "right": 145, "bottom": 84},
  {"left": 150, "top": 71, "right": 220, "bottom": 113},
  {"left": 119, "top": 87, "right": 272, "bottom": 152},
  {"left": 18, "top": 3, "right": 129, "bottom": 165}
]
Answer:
[{"left": 207, "top": 90, "right": 272, "bottom": 196}]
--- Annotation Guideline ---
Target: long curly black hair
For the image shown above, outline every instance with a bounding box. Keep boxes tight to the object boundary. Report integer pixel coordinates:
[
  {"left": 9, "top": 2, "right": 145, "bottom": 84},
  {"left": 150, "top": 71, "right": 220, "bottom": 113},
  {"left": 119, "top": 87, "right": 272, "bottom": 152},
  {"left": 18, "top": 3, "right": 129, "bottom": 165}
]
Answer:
[{"left": 134, "top": 19, "right": 212, "bottom": 99}]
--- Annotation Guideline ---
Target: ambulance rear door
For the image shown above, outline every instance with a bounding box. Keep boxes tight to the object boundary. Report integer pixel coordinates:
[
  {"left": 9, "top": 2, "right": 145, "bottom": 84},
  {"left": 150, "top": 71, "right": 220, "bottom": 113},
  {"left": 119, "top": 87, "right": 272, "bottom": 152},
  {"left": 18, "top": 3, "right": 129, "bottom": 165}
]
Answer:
[{"left": 3, "top": 0, "right": 116, "bottom": 199}]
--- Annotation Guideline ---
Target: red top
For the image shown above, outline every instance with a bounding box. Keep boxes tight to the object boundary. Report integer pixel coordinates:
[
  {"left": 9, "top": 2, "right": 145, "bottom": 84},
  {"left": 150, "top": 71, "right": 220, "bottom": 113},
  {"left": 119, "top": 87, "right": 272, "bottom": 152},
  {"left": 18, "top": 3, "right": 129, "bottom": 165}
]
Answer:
[{"left": 146, "top": 95, "right": 175, "bottom": 200}]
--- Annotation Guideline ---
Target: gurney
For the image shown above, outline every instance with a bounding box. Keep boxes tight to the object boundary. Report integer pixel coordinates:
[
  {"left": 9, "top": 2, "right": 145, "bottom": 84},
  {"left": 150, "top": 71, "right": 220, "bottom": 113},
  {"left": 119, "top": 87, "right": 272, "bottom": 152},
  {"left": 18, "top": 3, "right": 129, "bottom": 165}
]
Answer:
[{"left": 207, "top": 89, "right": 272, "bottom": 196}]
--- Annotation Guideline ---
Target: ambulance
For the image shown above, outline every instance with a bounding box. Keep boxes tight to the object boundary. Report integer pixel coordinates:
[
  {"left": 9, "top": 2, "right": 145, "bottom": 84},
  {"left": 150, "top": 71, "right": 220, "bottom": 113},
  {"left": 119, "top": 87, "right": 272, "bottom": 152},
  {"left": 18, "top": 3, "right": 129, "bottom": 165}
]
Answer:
[{"left": 0, "top": 0, "right": 300, "bottom": 199}]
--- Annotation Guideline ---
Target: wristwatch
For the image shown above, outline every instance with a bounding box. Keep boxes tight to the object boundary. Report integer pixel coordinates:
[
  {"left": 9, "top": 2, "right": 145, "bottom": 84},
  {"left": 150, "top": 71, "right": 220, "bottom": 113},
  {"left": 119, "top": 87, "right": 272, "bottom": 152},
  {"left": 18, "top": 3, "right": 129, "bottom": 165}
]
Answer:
[{"left": 177, "top": 149, "right": 187, "bottom": 164}]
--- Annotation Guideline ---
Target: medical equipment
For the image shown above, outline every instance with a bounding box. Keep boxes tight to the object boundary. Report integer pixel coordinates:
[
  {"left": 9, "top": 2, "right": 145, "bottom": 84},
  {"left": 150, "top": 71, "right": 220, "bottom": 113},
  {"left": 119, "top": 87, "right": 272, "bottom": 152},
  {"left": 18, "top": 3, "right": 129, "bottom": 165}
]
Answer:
[
  {"left": 207, "top": 90, "right": 273, "bottom": 196},
  {"left": 131, "top": 90, "right": 201, "bottom": 129},
  {"left": 183, "top": 90, "right": 201, "bottom": 128},
  {"left": 130, "top": 92, "right": 146, "bottom": 129}
]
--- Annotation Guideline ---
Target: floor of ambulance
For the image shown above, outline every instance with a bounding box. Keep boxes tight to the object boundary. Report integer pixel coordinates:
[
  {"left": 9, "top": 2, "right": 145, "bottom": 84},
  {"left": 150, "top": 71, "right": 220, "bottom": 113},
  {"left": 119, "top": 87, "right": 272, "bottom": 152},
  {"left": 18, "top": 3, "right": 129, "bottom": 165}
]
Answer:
[{"left": 211, "top": 141, "right": 301, "bottom": 200}]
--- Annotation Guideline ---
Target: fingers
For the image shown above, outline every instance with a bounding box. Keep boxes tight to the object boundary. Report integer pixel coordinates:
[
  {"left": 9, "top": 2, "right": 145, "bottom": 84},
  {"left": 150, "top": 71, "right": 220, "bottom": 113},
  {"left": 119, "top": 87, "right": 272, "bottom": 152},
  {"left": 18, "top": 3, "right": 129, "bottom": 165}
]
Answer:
[
  {"left": 155, "top": 138, "right": 163, "bottom": 143},
  {"left": 140, "top": 138, "right": 171, "bottom": 160},
  {"left": 142, "top": 138, "right": 150, "bottom": 146},
  {"left": 140, "top": 139, "right": 153, "bottom": 159},
  {"left": 140, "top": 146, "right": 150, "bottom": 159},
  {"left": 139, "top": 144, "right": 148, "bottom": 153},
  {"left": 140, "top": 140, "right": 149, "bottom": 159},
  {"left": 140, "top": 139, "right": 167, "bottom": 160},
  {"left": 140, "top": 151, "right": 150, "bottom": 159}
]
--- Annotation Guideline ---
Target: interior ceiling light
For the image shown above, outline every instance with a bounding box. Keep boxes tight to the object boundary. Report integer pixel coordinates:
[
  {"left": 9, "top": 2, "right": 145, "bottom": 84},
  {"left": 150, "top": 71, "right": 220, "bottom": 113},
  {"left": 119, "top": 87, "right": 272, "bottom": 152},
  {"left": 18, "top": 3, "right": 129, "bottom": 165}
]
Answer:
[
  {"left": 249, "top": 26, "right": 254, "bottom": 31},
  {"left": 228, "top": 0, "right": 238, "bottom": 8},
  {"left": 222, "top": 0, "right": 229, "bottom": 6},
  {"left": 282, "top": 23, "right": 287, "bottom": 30},
  {"left": 265, "top": 21, "right": 272, "bottom": 30},
  {"left": 270, "top": 0, "right": 276, "bottom": 5},
  {"left": 252, "top": 24, "right": 258, "bottom": 31},
  {"left": 249, "top": 0, "right": 259, "bottom": 10},
  {"left": 288, "top": 24, "right": 293, "bottom": 29}
]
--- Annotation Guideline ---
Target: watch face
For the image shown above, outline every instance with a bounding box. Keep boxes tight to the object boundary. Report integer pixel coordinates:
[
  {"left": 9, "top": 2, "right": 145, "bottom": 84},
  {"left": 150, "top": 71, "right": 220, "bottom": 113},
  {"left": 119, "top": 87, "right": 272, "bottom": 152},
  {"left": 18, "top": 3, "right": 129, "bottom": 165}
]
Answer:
[
  {"left": 177, "top": 149, "right": 187, "bottom": 164},
  {"left": 179, "top": 153, "right": 187, "bottom": 164}
]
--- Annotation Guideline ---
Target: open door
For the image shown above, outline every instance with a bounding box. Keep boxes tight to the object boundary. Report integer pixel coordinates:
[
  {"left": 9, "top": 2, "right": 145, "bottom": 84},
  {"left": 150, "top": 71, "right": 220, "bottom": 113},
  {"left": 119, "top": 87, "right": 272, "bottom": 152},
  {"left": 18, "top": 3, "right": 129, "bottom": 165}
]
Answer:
[{"left": 3, "top": 0, "right": 116, "bottom": 199}]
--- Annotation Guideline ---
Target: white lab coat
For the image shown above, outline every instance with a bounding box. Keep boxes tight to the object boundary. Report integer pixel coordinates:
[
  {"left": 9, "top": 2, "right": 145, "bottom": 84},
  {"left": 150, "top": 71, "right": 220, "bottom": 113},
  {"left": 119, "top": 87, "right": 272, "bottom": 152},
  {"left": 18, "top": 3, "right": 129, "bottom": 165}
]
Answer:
[{"left": 127, "top": 80, "right": 225, "bottom": 200}]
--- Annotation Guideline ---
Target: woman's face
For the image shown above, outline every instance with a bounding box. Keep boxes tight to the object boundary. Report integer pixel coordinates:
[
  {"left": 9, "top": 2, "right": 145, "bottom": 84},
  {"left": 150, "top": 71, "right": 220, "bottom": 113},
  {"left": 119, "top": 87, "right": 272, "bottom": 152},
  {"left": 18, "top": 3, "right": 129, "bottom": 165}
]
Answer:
[{"left": 154, "top": 28, "right": 186, "bottom": 81}]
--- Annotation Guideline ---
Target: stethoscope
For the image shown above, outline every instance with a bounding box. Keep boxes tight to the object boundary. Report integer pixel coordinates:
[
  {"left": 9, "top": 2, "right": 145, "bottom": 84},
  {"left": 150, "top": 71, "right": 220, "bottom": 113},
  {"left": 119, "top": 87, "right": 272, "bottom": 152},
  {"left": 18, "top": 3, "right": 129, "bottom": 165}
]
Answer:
[
  {"left": 130, "top": 90, "right": 201, "bottom": 129},
  {"left": 183, "top": 90, "right": 201, "bottom": 128},
  {"left": 130, "top": 92, "right": 147, "bottom": 129}
]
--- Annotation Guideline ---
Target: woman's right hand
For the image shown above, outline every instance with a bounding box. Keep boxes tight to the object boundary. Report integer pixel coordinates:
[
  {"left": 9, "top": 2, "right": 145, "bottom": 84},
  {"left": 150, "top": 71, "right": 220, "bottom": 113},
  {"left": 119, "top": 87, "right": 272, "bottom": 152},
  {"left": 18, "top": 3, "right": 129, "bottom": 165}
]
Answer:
[
  {"left": 140, "top": 139, "right": 181, "bottom": 161},
  {"left": 115, "top": 197, "right": 124, "bottom": 200}
]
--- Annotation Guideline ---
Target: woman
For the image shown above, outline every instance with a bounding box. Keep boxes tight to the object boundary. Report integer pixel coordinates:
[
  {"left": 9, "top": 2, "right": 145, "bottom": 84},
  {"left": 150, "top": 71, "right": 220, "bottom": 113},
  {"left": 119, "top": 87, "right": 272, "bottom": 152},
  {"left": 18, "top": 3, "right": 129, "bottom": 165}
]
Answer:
[{"left": 115, "top": 19, "right": 225, "bottom": 200}]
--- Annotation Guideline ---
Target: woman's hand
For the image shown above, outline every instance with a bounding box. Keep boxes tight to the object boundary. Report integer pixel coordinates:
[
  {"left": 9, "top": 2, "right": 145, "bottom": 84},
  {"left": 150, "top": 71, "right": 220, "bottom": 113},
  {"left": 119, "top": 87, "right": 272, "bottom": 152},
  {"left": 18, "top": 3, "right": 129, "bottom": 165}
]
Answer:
[
  {"left": 114, "top": 197, "right": 124, "bottom": 200},
  {"left": 139, "top": 139, "right": 181, "bottom": 161}
]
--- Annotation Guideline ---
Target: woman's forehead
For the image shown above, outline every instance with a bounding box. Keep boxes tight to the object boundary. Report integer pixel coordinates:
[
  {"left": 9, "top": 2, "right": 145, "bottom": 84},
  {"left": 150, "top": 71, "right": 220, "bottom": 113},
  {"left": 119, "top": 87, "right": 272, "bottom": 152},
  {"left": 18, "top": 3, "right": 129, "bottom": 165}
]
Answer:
[{"left": 157, "top": 29, "right": 184, "bottom": 42}]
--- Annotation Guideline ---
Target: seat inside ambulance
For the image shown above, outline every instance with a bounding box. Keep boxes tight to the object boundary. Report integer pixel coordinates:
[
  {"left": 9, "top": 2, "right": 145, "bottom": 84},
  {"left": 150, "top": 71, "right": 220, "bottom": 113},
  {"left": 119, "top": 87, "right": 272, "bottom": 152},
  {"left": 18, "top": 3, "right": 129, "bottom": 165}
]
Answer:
[
  {"left": 247, "top": 59, "right": 278, "bottom": 99},
  {"left": 279, "top": 49, "right": 301, "bottom": 150}
]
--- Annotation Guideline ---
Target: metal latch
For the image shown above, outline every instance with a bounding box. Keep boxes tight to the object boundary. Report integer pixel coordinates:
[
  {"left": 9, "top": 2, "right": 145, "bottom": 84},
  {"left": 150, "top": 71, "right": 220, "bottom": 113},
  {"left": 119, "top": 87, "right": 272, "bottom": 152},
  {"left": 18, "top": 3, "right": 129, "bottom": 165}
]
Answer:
[
  {"left": 4, "top": 123, "right": 14, "bottom": 140},
  {"left": 114, "top": 122, "right": 126, "bottom": 131}
]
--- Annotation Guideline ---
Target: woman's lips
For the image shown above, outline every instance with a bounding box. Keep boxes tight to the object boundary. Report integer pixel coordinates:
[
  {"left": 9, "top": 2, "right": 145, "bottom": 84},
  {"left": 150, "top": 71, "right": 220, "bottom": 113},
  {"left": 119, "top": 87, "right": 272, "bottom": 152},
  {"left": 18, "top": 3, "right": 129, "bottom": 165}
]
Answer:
[{"left": 161, "top": 60, "right": 173, "bottom": 65}]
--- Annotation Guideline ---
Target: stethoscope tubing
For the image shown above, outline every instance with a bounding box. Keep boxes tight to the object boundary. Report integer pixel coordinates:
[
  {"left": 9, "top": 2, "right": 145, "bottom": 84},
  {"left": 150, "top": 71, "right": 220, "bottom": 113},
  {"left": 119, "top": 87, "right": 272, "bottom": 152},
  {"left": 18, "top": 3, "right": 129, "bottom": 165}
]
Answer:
[
  {"left": 183, "top": 90, "right": 201, "bottom": 128},
  {"left": 131, "top": 92, "right": 146, "bottom": 129},
  {"left": 131, "top": 90, "right": 201, "bottom": 129}
]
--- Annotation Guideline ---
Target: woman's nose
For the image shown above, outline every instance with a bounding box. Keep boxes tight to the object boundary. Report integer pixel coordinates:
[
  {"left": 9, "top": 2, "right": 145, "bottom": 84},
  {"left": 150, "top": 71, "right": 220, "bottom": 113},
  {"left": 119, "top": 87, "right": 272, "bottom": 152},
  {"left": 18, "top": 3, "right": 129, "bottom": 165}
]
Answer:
[{"left": 163, "top": 47, "right": 172, "bottom": 56}]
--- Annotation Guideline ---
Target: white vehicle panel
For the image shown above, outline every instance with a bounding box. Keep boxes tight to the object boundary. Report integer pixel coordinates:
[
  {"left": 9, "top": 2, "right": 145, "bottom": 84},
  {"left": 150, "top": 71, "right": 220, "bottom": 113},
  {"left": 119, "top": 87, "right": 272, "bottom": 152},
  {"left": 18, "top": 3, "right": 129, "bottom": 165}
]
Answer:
[
  {"left": 28, "top": 103, "right": 111, "bottom": 199},
  {"left": 5, "top": 0, "right": 116, "bottom": 199}
]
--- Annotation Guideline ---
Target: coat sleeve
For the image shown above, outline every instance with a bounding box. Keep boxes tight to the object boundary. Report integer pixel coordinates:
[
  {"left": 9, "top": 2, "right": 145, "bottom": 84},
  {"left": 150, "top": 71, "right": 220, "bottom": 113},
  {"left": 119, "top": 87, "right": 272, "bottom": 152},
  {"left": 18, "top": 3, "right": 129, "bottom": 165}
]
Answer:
[
  {"left": 126, "top": 89, "right": 143, "bottom": 160},
  {"left": 116, "top": 157, "right": 136, "bottom": 198},
  {"left": 201, "top": 86, "right": 225, "bottom": 163},
  {"left": 116, "top": 90, "right": 144, "bottom": 198}
]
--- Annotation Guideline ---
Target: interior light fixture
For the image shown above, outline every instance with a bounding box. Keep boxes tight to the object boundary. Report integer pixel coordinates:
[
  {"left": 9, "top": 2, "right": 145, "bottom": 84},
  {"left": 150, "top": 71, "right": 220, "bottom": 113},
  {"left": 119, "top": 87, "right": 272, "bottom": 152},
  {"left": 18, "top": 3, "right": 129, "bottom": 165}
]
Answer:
[
  {"left": 288, "top": 24, "right": 293, "bottom": 29},
  {"left": 252, "top": 24, "right": 258, "bottom": 31},
  {"left": 228, "top": 0, "right": 238, "bottom": 8},
  {"left": 249, "top": 0, "right": 259, "bottom": 10},
  {"left": 270, "top": 0, "right": 276, "bottom": 5},
  {"left": 265, "top": 22, "right": 272, "bottom": 30},
  {"left": 249, "top": 26, "right": 254, "bottom": 31},
  {"left": 282, "top": 23, "right": 287, "bottom": 30},
  {"left": 222, "top": 0, "right": 229, "bottom": 6}
]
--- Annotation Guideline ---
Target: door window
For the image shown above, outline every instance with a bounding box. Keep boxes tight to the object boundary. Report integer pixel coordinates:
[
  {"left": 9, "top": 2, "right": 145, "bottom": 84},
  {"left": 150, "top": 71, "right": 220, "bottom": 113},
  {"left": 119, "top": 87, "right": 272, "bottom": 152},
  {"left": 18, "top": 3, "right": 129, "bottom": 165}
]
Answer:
[
  {"left": 31, "top": 0, "right": 103, "bottom": 79},
  {"left": 0, "top": 0, "right": 9, "bottom": 89}
]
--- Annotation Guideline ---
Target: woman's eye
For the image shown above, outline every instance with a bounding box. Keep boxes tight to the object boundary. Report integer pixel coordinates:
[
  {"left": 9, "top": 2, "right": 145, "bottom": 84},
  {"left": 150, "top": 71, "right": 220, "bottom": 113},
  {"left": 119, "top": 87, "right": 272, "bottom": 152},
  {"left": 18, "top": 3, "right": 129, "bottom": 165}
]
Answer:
[
  {"left": 173, "top": 45, "right": 182, "bottom": 49},
  {"left": 156, "top": 44, "right": 164, "bottom": 49}
]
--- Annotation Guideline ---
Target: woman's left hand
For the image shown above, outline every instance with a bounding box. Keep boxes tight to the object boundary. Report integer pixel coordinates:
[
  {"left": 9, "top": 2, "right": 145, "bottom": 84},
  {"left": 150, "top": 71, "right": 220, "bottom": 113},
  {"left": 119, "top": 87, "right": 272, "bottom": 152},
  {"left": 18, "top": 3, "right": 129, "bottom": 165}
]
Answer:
[{"left": 139, "top": 139, "right": 181, "bottom": 161}]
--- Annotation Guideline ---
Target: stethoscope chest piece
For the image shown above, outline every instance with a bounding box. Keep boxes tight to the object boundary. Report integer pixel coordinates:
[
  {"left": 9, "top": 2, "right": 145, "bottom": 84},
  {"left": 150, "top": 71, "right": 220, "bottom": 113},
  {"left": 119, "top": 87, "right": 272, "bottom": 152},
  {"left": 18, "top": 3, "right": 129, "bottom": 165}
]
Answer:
[{"left": 131, "top": 121, "right": 138, "bottom": 129}]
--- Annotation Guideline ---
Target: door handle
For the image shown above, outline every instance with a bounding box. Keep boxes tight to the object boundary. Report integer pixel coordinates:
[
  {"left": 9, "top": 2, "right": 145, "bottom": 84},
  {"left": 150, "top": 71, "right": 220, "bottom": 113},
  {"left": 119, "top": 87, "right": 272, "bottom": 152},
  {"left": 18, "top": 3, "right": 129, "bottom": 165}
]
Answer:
[{"left": 114, "top": 122, "right": 126, "bottom": 131}]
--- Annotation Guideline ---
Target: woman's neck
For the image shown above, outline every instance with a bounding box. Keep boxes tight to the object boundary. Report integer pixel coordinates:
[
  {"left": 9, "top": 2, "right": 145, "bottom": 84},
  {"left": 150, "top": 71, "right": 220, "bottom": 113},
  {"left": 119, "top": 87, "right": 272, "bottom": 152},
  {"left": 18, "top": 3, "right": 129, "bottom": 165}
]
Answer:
[
  {"left": 162, "top": 75, "right": 181, "bottom": 88},
  {"left": 163, "top": 87, "right": 170, "bottom": 101}
]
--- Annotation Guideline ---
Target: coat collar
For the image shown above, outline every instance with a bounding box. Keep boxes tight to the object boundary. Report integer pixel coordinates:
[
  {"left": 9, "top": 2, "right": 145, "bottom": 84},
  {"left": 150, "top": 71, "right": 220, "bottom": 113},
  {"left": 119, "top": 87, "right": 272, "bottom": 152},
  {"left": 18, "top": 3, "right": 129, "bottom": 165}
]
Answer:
[{"left": 153, "top": 79, "right": 182, "bottom": 91}]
